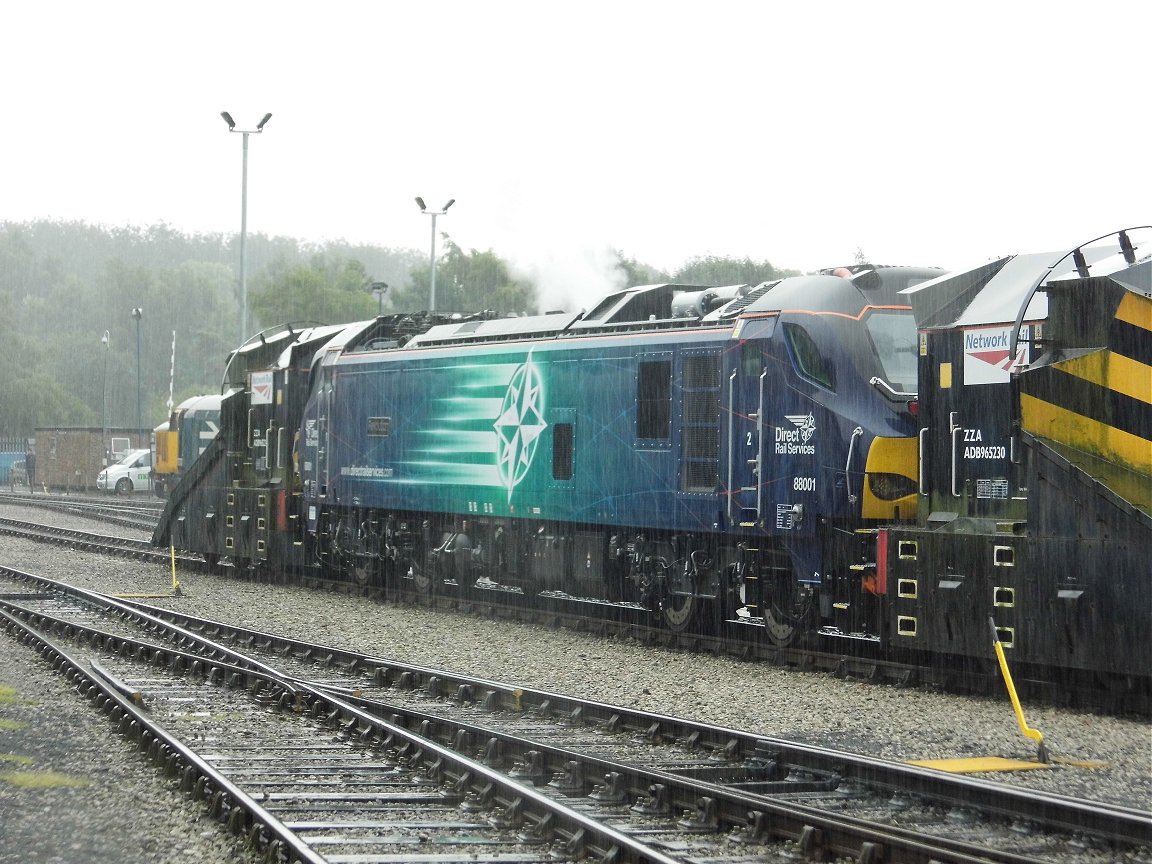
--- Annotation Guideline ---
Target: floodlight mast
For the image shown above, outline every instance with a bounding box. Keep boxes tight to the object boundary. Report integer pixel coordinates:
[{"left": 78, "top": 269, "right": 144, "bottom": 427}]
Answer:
[
  {"left": 220, "top": 111, "right": 273, "bottom": 344},
  {"left": 131, "top": 308, "right": 143, "bottom": 432},
  {"left": 370, "top": 281, "right": 388, "bottom": 316},
  {"left": 415, "top": 197, "right": 455, "bottom": 312},
  {"left": 101, "top": 330, "right": 110, "bottom": 465}
]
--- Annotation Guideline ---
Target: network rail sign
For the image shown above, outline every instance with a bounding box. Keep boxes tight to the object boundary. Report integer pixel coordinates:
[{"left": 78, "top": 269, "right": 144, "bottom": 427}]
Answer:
[{"left": 962, "top": 324, "right": 1033, "bottom": 385}]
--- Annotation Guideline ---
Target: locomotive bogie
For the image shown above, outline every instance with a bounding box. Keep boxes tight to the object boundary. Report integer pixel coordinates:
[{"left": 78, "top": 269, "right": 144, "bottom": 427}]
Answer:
[{"left": 311, "top": 499, "right": 741, "bottom": 616}]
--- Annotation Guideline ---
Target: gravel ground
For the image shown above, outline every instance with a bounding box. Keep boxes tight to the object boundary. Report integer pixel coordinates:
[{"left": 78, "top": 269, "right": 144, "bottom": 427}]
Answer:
[{"left": 1, "top": 502, "right": 1149, "bottom": 863}]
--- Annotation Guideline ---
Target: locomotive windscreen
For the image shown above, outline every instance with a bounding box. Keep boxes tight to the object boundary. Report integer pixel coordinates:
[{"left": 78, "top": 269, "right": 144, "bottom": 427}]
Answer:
[{"left": 864, "top": 310, "right": 917, "bottom": 393}]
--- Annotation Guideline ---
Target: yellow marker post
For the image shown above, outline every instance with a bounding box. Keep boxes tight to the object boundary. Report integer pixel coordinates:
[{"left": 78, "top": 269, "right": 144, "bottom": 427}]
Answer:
[
  {"left": 170, "top": 545, "right": 182, "bottom": 596},
  {"left": 115, "top": 547, "right": 184, "bottom": 600},
  {"left": 989, "top": 617, "right": 1048, "bottom": 763}
]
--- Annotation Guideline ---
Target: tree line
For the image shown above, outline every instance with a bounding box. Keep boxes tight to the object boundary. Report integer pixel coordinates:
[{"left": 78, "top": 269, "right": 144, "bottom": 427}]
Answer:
[{"left": 0, "top": 219, "right": 795, "bottom": 438}]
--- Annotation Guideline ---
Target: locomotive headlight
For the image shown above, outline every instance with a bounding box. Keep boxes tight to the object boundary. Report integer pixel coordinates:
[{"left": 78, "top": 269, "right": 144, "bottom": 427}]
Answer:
[
  {"left": 868, "top": 472, "right": 917, "bottom": 501},
  {"left": 861, "top": 435, "right": 919, "bottom": 520}
]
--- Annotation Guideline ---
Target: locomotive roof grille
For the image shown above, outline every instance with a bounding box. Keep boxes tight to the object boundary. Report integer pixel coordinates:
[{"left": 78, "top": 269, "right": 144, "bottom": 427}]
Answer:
[
  {"left": 408, "top": 314, "right": 734, "bottom": 348},
  {"left": 339, "top": 268, "right": 942, "bottom": 353},
  {"left": 714, "top": 280, "right": 782, "bottom": 318}
]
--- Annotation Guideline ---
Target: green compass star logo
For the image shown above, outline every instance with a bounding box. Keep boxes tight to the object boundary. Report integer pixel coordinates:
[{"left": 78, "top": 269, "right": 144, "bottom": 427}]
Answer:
[{"left": 494, "top": 355, "right": 547, "bottom": 499}]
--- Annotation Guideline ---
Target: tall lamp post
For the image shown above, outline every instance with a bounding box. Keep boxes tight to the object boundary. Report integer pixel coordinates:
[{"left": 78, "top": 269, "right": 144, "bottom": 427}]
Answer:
[
  {"left": 414, "top": 197, "right": 454, "bottom": 312},
  {"left": 370, "top": 281, "right": 388, "bottom": 316},
  {"left": 221, "top": 110, "right": 273, "bottom": 343},
  {"left": 131, "top": 308, "right": 143, "bottom": 432},
  {"left": 101, "top": 330, "right": 110, "bottom": 465}
]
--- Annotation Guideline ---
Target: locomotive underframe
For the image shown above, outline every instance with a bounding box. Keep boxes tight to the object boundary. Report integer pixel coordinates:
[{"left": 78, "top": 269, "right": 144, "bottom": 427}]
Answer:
[{"left": 308, "top": 500, "right": 881, "bottom": 648}]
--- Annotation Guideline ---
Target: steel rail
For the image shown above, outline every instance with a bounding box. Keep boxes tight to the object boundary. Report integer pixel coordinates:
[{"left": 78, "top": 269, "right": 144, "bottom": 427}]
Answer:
[{"left": 6, "top": 565, "right": 1147, "bottom": 855}]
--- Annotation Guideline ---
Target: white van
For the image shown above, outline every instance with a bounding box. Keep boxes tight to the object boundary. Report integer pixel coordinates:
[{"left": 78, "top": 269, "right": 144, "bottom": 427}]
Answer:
[{"left": 97, "top": 448, "right": 153, "bottom": 494}]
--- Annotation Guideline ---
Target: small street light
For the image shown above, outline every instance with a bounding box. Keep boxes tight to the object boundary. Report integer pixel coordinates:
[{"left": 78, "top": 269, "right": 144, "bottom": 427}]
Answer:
[
  {"left": 101, "top": 331, "right": 110, "bottom": 465},
  {"left": 221, "top": 110, "right": 273, "bottom": 343},
  {"left": 414, "top": 197, "right": 455, "bottom": 312},
  {"left": 131, "top": 308, "right": 143, "bottom": 432},
  {"left": 369, "top": 281, "right": 388, "bottom": 316}
]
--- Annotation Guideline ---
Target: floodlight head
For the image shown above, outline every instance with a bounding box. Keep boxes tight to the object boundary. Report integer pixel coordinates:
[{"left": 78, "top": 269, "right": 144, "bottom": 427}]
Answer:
[
  {"left": 102, "top": 330, "right": 110, "bottom": 345},
  {"left": 415, "top": 197, "right": 426, "bottom": 211},
  {"left": 132, "top": 307, "right": 143, "bottom": 320},
  {"left": 220, "top": 111, "right": 236, "bottom": 130},
  {"left": 442, "top": 199, "right": 455, "bottom": 212},
  {"left": 257, "top": 112, "right": 272, "bottom": 130}
]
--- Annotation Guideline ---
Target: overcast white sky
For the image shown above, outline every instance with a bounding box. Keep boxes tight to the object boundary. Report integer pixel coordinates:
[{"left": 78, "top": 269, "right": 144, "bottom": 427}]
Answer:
[{"left": 4, "top": 1, "right": 1149, "bottom": 310}]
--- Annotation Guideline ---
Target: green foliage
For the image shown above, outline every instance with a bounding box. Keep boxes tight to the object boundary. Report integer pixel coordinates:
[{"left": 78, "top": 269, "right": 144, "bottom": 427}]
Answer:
[
  {"left": 673, "top": 255, "right": 798, "bottom": 287},
  {"left": 0, "top": 374, "right": 97, "bottom": 435},
  {"left": 615, "top": 253, "right": 672, "bottom": 287},
  {"left": 392, "top": 239, "right": 538, "bottom": 314},
  {"left": 250, "top": 254, "right": 377, "bottom": 328},
  {"left": 0, "top": 219, "right": 801, "bottom": 439},
  {"left": 0, "top": 220, "right": 420, "bottom": 437}
]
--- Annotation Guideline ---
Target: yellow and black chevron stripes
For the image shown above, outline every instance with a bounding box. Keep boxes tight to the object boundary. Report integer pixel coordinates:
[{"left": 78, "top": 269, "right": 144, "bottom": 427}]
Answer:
[
  {"left": 1019, "top": 291, "right": 1152, "bottom": 475},
  {"left": 1112, "top": 292, "right": 1152, "bottom": 368},
  {"left": 1044, "top": 351, "right": 1151, "bottom": 406},
  {"left": 1020, "top": 388, "right": 1150, "bottom": 474}
]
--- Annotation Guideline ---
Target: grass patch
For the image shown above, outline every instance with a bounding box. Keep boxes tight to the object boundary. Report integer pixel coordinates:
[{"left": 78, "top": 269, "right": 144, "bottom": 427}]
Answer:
[
  {"left": 0, "top": 719, "right": 29, "bottom": 731},
  {"left": 0, "top": 770, "right": 91, "bottom": 789},
  {"left": 0, "top": 684, "right": 35, "bottom": 707},
  {"left": 0, "top": 754, "right": 34, "bottom": 766}
]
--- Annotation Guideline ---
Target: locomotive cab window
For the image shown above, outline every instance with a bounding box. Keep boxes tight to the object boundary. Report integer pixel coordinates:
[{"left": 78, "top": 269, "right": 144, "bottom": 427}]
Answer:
[
  {"left": 864, "top": 311, "right": 918, "bottom": 393},
  {"left": 783, "top": 323, "right": 835, "bottom": 390},
  {"left": 636, "top": 358, "right": 672, "bottom": 440}
]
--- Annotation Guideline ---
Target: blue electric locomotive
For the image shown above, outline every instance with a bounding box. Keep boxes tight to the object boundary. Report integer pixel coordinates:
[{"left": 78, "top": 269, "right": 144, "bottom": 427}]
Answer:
[{"left": 293, "top": 266, "right": 941, "bottom": 645}]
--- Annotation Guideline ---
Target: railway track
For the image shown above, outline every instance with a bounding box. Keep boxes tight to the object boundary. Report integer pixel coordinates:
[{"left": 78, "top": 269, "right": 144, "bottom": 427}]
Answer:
[
  {"left": 0, "top": 516, "right": 177, "bottom": 563},
  {"left": 2, "top": 565, "right": 1149, "bottom": 864},
  {"left": 0, "top": 491, "right": 163, "bottom": 532},
  {"left": 0, "top": 504, "right": 1147, "bottom": 717}
]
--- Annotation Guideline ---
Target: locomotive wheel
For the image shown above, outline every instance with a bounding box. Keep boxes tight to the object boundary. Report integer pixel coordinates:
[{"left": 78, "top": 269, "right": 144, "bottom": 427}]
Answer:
[
  {"left": 409, "top": 563, "right": 437, "bottom": 596},
  {"left": 763, "top": 607, "right": 801, "bottom": 647},
  {"left": 352, "top": 559, "right": 379, "bottom": 588},
  {"left": 762, "top": 593, "right": 814, "bottom": 648},
  {"left": 661, "top": 592, "right": 702, "bottom": 633}
]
